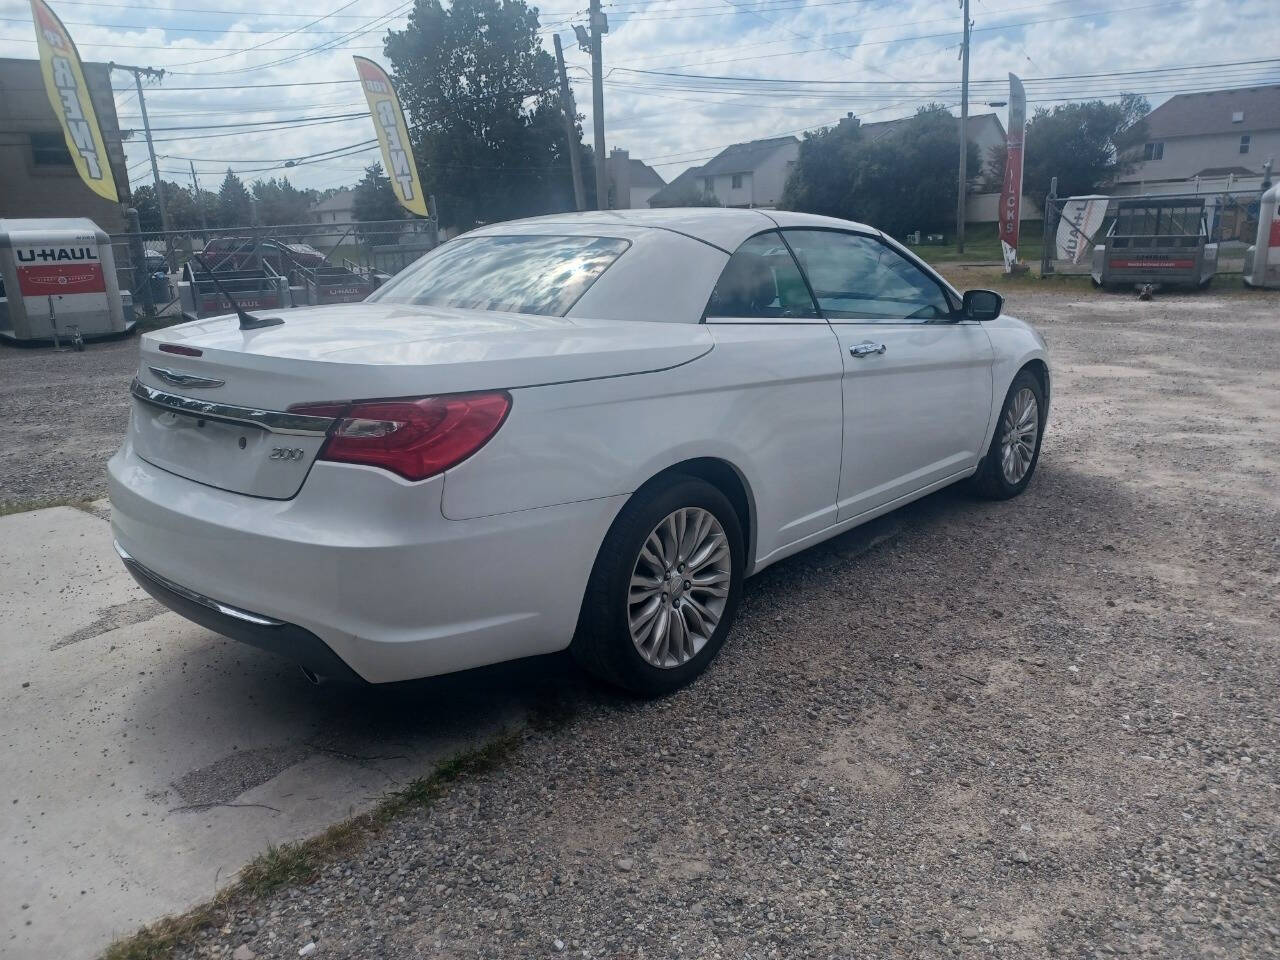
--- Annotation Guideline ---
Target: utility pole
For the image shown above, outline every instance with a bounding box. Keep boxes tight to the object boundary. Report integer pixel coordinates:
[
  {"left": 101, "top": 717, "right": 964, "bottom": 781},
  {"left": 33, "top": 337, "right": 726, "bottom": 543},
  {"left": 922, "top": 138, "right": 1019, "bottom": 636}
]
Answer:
[
  {"left": 111, "top": 63, "right": 171, "bottom": 268},
  {"left": 189, "top": 161, "right": 209, "bottom": 235},
  {"left": 955, "top": 0, "right": 971, "bottom": 254},
  {"left": 588, "top": 0, "right": 608, "bottom": 211},
  {"left": 553, "top": 34, "right": 586, "bottom": 212}
]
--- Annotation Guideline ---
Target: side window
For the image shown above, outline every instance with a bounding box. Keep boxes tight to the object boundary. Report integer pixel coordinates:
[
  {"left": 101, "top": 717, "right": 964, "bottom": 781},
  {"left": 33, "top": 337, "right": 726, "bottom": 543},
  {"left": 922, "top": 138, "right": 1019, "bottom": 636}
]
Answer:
[
  {"left": 784, "top": 229, "right": 953, "bottom": 322},
  {"left": 705, "top": 231, "right": 819, "bottom": 320}
]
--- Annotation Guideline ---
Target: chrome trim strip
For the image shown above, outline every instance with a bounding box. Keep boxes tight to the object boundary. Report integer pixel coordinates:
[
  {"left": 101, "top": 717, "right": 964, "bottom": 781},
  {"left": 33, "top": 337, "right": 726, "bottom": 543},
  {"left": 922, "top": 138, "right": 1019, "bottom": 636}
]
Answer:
[
  {"left": 114, "top": 541, "right": 285, "bottom": 627},
  {"left": 148, "top": 366, "right": 226, "bottom": 389},
  {"left": 130, "top": 378, "right": 336, "bottom": 437}
]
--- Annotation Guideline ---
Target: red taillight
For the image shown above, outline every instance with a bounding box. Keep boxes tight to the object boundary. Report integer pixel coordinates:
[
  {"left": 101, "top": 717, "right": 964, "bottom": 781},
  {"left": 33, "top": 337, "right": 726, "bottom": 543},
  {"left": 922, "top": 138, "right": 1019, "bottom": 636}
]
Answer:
[{"left": 290, "top": 392, "right": 511, "bottom": 481}]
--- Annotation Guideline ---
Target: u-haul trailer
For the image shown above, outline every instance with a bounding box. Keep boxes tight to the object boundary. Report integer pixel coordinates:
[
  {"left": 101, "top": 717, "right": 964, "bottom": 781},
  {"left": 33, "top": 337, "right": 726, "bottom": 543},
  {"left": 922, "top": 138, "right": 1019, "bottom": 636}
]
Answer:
[
  {"left": 0, "top": 218, "right": 133, "bottom": 345},
  {"left": 1090, "top": 198, "right": 1218, "bottom": 290}
]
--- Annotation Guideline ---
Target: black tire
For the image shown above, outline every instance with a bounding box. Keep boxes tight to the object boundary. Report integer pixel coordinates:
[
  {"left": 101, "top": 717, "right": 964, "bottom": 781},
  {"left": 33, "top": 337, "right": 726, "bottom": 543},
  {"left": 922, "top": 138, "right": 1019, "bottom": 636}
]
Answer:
[
  {"left": 969, "top": 369, "right": 1046, "bottom": 500},
  {"left": 572, "top": 475, "right": 744, "bottom": 697}
]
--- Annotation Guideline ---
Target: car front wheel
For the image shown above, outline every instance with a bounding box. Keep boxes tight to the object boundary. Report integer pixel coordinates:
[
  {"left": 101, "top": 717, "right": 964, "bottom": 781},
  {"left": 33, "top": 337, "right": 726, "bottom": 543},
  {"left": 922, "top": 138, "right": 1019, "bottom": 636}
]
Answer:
[
  {"left": 573, "top": 476, "right": 744, "bottom": 696},
  {"left": 969, "top": 369, "right": 1046, "bottom": 499}
]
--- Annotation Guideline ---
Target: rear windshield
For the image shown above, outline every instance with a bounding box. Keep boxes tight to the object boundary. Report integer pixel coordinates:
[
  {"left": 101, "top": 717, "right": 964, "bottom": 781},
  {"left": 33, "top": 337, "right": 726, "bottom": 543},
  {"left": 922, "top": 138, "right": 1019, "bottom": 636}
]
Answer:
[{"left": 368, "top": 234, "right": 630, "bottom": 317}]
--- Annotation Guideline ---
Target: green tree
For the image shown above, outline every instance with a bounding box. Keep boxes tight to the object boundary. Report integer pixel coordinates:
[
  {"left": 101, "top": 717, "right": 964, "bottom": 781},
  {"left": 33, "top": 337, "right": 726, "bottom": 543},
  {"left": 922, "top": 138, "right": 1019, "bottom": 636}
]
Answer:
[
  {"left": 783, "top": 105, "right": 978, "bottom": 240},
  {"left": 384, "top": 0, "right": 588, "bottom": 230},
  {"left": 192, "top": 188, "right": 218, "bottom": 231},
  {"left": 352, "top": 163, "right": 404, "bottom": 222},
  {"left": 133, "top": 180, "right": 202, "bottom": 235},
  {"left": 982, "top": 94, "right": 1149, "bottom": 199},
  {"left": 250, "top": 176, "right": 316, "bottom": 226},
  {"left": 351, "top": 163, "right": 405, "bottom": 244},
  {"left": 217, "top": 170, "right": 253, "bottom": 227}
]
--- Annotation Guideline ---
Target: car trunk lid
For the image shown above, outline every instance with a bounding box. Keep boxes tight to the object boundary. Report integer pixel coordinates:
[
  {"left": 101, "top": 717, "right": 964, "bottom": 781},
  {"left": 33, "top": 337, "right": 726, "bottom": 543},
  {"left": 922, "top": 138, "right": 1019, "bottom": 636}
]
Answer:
[{"left": 130, "top": 303, "right": 712, "bottom": 499}]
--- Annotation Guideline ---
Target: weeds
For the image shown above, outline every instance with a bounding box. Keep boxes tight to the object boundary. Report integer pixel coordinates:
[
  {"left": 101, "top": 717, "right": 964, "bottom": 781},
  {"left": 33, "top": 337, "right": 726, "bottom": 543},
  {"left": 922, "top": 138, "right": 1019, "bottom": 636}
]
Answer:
[
  {"left": 0, "top": 496, "right": 97, "bottom": 517},
  {"left": 101, "top": 733, "right": 521, "bottom": 960}
]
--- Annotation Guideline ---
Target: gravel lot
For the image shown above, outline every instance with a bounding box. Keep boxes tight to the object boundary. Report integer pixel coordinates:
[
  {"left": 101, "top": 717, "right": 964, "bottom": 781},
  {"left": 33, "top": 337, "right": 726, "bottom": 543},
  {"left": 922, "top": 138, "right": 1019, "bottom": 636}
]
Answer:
[
  {"left": 0, "top": 336, "right": 137, "bottom": 509},
  {"left": 3, "top": 285, "right": 1278, "bottom": 959}
]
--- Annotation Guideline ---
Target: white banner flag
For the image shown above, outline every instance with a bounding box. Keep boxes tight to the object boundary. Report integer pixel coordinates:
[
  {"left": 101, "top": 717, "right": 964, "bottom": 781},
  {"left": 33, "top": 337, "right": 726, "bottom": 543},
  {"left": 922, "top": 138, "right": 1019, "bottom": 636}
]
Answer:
[{"left": 1055, "top": 195, "right": 1109, "bottom": 264}]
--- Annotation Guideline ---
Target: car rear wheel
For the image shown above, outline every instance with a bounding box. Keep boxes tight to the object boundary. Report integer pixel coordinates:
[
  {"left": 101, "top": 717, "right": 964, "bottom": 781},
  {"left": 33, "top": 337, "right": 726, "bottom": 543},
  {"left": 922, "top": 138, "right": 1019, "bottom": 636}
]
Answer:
[
  {"left": 969, "top": 370, "right": 1045, "bottom": 499},
  {"left": 573, "top": 476, "right": 744, "bottom": 696}
]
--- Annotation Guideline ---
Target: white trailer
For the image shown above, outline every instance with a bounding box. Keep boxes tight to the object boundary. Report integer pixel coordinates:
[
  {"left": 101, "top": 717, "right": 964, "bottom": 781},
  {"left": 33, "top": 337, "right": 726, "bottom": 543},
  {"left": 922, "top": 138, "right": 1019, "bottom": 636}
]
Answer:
[
  {"left": 0, "top": 217, "right": 133, "bottom": 345},
  {"left": 1244, "top": 182, "right": 1280, "bottom": 290}
]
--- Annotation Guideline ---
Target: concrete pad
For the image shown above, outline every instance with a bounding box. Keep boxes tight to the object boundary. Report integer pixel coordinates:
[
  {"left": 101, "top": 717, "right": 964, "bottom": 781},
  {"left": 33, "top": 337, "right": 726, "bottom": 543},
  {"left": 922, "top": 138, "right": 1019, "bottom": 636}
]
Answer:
[{"left": 0, "top": 505, "right": 541, "bottom": 960}]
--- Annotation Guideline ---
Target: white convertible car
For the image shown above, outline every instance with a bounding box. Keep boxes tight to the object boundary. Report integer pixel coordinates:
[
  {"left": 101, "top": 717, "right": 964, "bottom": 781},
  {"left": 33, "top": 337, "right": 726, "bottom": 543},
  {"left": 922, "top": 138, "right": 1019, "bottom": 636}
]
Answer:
[{"left": 109, "top": 209, "right": 1049, "bottom": 695}]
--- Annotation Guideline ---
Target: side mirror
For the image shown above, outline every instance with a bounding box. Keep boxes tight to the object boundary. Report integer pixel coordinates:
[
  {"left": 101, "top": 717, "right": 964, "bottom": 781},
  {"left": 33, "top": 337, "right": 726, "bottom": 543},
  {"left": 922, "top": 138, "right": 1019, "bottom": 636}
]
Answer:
[{"left": 962, "top": 289, "right": 1003, "bottom": 322}]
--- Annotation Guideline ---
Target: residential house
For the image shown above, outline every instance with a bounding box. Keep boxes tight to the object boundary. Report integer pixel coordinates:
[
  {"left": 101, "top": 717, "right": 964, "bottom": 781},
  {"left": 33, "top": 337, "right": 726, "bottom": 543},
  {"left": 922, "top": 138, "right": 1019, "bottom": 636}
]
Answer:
[
  {"left": 0, "top": 57, "right": 128, "bottom": 232},
  {"left": 606, "top": 148, "right": 666, "bottom": 209},
  {"left": 1122, "top": 84, "right": 1280, "bottom": 193},
  {"left": 649, "top": 136, "right": 799, "bottom": 209},
  {"left": 842, "top": 110, "right": 1036, "bottom": 224},
  {"left": 852, "top": 110, "right": 1007, "bottom": 166},
  {"left": 644, "top": 165, "right": 707, "bottom": 207},
  {"left": 309, "top": 188, "right": 355, "bottom": 245}
]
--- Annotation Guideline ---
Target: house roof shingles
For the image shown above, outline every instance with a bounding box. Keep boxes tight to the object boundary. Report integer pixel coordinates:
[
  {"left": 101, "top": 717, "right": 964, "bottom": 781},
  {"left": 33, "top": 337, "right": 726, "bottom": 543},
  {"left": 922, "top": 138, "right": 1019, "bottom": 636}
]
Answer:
[
  {"left": 628, "top": 158, "right": 665, "bottom": 189},
  {"left": 1144, "top": 85, "right": 1280, "bottom": 139},
  {"left": 695, "top": 136, "right": 799, "bottom": 177},
  {"left": 644, "top": 166, "right": 704, "bottom": 206}
]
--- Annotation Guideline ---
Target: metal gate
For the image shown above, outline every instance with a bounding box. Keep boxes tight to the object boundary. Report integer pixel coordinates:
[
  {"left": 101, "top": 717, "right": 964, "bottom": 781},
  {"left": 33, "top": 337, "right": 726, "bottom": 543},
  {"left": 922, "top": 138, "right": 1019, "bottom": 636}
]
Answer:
[
  {"left": 108, "top": 217, "right": 438, "bottom": 320},
  {"left": 1039, "top": 186, "right": 1263, "bottom": 279}
]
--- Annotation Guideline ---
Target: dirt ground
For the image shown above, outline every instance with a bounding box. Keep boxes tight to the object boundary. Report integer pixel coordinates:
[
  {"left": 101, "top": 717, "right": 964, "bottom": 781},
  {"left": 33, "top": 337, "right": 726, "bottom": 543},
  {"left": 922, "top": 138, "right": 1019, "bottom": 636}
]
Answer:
[
  {"left": 0, "top": 336, "right": 137, "bottom": 510},
  {"left": 3, "top": 284, "right": 1278, "bottom": 958}
]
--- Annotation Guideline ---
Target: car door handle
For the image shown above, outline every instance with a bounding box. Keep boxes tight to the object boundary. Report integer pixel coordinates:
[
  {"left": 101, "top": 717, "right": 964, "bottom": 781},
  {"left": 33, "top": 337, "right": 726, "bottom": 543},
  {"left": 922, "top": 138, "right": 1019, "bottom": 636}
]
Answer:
[{"left": 850, "top": 342, "right": 887, "bottom": 358}]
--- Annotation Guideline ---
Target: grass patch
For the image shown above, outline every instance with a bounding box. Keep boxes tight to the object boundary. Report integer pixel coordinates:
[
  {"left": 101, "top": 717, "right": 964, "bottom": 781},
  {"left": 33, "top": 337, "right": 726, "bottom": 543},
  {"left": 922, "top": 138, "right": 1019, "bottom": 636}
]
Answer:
[
  {"left": 909, "top": 221, "right": 1046, "bottom": 267},
  {"left": 101, "top": 733, "right": 521, "bottom": 960},
  {"left": 0, "top": 495, "right": 97, "bottom": 518}
]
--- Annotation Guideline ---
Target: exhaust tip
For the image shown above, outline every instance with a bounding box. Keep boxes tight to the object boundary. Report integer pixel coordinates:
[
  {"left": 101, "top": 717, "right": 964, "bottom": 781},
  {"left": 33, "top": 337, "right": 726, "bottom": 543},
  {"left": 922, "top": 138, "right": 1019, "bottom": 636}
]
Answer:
[{"left": 299, "top": 665, "right": 324, "bottom": 686}]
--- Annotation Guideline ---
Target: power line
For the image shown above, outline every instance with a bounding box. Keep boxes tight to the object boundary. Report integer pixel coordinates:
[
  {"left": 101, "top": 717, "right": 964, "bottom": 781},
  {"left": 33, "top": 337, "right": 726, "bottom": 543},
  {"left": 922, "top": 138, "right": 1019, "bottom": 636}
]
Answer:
[
  {"left": 160, "top": 137, "right": 379, "bottom": 167},
  {"left": 0, "top": 34, "right": 385, "bottom": 51},
  {"left": 12, "top": 0, "right": 400, "bottom": 17},
  {"left": 577, "top": 0, "right": 1195, "bottom": 74},
  {"left": 135, "top": 80, "right": 362, "bottom": 91},
  {"left": 613, "top": 55, "right": 1280, "bottom": 87},
  {"left": 175, "top": 0, "right": 374, "bottom": 69},
  {"left": 118, "top": 99, "right": 365, "bottom": 118},
  {"left": 136, "top": 110, "right": 365, "bottom": 131},
  {"left": 588, "top": 0, "right": 1128, "bottom": 68},
  {"left": 167, "top": 0, "right": 413, "bottom": 75},
  {"left": 0, "top": 14, "right": 386, "bottom": 34},
  {"left": 4, "top": 79, "right": 364, "bottom": 93},
  {"left": 144, "top": 114, "right": 367, "bottom": 142},
  {"left": 601, "top": 66, "right": 1280, "bottom": 100}
]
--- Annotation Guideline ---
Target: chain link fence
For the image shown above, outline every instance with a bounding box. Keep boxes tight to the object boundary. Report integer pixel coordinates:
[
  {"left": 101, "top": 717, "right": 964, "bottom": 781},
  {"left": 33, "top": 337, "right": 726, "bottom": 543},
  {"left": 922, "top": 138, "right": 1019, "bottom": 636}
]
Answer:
[
  {"left": 1039, "top": 188, "right": 1263, "bottom": 278},
  {"left": 108, "top": 218, "right": 438, "bottom": 320}
]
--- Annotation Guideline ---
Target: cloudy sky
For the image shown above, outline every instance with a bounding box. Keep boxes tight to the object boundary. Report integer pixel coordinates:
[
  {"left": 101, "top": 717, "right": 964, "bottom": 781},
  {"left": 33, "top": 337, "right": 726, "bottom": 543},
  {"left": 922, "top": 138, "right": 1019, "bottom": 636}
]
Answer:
[{"left": 2, "top": 0, "right": 1277, "bottom": 196}]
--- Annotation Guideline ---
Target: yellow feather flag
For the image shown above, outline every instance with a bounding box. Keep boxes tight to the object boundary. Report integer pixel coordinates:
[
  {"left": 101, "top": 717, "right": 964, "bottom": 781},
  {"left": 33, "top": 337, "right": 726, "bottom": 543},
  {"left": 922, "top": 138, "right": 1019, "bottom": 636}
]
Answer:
[
  {"left": 354, "top": 56, "right": 428, "bottom": 218},
  {"left": 30, "top": 0, "right": 118, "bottom": 203}
]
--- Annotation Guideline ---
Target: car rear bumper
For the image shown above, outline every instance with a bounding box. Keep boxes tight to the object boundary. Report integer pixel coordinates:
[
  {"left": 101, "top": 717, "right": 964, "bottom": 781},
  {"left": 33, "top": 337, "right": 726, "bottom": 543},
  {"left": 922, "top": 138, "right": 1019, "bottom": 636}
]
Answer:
[
  {"left": 108, "top": 438, "right": 626, "bottom": 683},
  {"left": 116, "top": 541, "right": 366, "bottom": 683}
]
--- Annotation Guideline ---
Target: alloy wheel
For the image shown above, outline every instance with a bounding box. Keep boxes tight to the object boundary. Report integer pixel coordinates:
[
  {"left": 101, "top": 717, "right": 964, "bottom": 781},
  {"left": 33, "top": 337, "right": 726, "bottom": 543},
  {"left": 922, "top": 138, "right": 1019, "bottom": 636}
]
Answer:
[
  {"left": 627, "top": 507, "right": 731, "bottom": 668},
  {"left": 1000, "top": 387, "right": 1039, "bottom": 485}
]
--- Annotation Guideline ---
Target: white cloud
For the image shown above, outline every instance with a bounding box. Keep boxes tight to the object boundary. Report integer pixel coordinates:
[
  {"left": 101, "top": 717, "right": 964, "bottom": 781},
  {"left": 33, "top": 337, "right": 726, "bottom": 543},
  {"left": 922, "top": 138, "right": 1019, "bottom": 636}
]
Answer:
[{"left": 1, "top": 0, "right": 1276, "bottom": 196}]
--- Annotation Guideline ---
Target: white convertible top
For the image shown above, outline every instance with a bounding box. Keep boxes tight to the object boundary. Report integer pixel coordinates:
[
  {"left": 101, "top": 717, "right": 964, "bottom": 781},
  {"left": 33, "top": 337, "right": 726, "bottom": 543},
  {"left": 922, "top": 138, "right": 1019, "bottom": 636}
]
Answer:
[{"left": 474, "top": 208, "right": 883, "bottom": 255}]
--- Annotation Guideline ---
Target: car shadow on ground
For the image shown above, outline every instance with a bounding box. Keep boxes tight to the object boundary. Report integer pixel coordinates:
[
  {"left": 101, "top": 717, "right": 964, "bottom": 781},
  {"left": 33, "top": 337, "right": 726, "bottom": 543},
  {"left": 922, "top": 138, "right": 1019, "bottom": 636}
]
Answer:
[
  {"left": 135, "top": 469, "right": 1084, "bottom": 816},
  {"left": 186, "top": 478, "right": 1001, "bottom": 728}
]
